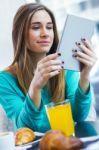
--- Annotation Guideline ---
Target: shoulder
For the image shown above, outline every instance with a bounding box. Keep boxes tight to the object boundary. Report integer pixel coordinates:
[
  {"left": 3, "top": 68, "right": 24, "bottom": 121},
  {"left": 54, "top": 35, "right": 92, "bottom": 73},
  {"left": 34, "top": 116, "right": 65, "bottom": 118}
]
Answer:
[
  {"left": 4, "top": 65, "right": 16, "bottom": 76},
  {"left": 0, "top": 66, "right": 17, "bottom": 88},
  {"left": 0, "top": 65, "right": 16, "bottom": 79},
  {"left": 0, "top": 67, "right": 24, "bottom": 96}
]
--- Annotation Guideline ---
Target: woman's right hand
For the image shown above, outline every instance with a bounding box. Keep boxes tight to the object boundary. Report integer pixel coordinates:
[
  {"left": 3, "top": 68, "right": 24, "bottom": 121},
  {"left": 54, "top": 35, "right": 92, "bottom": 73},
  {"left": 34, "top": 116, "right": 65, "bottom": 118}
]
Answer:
[
  {"left": 28, "top": 53, "right": 63, "bottom": 107},
  {"left": 32, "top": 53, "right": 62, "bottom": 89}
]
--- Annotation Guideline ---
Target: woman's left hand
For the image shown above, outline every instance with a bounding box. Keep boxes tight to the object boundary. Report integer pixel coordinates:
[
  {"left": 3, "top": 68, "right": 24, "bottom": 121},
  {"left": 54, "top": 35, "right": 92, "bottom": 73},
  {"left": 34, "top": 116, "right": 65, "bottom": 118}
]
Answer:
[{"left": 73, "top": 38, "right": 97, "bottom": 91}]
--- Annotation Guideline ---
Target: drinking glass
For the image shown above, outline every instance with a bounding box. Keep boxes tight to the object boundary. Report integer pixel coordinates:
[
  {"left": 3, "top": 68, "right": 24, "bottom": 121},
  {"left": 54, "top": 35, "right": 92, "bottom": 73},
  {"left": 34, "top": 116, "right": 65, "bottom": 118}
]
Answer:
[{"left": 45, "top": 99, "right": 75, "bottom": 136}]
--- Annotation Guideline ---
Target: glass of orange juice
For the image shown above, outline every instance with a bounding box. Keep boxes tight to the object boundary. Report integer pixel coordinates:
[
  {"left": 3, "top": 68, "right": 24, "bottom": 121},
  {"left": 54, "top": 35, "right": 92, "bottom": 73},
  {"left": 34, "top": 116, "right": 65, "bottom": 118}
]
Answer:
[{"left": 45, "top": 99, "right": 75, "bottom": 136}]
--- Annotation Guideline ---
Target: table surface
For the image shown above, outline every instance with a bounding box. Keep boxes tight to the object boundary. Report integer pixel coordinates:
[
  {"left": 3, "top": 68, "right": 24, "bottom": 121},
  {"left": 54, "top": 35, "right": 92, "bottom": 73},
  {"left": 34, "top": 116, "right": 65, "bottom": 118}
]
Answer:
[{"left": 23, "top": 120, "right": 99, "bottom": 150}]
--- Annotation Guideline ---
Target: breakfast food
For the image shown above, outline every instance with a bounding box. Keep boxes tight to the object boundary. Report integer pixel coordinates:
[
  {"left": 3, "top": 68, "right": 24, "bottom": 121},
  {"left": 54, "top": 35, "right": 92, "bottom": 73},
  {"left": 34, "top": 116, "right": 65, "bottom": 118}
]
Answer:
[
  {"left": 15, "top": 127, "right": 35, "bottom": 145},
  {"left": 40, "top": 130, "right": 83, "bottom": 150}
]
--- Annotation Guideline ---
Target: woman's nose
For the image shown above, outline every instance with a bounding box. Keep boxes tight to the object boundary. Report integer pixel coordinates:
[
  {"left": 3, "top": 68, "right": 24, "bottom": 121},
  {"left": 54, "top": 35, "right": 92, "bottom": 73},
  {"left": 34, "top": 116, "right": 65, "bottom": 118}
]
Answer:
[{"left": 40, "top": 28, "right": 49, "bottom": 37}]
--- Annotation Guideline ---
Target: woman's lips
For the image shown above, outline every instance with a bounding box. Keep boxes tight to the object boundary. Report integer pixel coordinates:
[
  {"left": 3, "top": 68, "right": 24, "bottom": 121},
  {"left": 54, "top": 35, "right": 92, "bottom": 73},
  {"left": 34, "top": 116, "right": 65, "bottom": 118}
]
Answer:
[{"left": 37, "top": 41, "right": 50, "bottom": 46}]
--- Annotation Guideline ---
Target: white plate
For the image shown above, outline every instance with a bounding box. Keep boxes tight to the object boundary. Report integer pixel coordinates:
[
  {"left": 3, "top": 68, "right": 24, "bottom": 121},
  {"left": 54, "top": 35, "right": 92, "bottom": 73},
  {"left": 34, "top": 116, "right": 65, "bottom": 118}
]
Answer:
[
  {"left": 80, "top": 135, "right": 99, "bottom": 150},
  {"left": 15, "top": 132, "right": 44, "bottom": 150},
  {"left": 81, "top": 135, "right": 99, "bottom": 142}
]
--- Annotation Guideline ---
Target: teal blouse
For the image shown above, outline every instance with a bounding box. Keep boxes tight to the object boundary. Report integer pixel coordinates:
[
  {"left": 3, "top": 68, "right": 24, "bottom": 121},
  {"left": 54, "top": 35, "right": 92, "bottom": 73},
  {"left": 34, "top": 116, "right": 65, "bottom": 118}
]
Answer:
[{"left": 0, "top": 70, "right": 91, "bottom": 132}]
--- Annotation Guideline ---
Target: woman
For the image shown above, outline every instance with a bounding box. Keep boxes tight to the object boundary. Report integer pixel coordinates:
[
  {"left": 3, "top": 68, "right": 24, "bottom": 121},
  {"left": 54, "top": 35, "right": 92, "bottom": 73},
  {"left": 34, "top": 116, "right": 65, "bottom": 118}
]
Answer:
[{"left": 0, "top": 3, "right": 97, "bottom": 132}]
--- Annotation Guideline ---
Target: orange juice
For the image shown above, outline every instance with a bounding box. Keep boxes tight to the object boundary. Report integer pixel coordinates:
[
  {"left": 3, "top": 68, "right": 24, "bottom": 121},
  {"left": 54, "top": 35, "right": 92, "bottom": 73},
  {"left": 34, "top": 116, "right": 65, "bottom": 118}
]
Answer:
[{"left": 46, "top": 100, "right": 74, "bottom": 136}]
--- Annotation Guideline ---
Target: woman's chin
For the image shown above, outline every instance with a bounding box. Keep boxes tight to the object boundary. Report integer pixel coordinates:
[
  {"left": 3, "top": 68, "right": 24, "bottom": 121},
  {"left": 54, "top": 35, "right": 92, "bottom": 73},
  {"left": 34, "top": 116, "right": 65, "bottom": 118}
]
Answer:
[
  {"left": 30, "top": 46, "right": 51, "bottom": 54},
  {"left": 38, "top": 47, "right": 50, "bottom": 53}
]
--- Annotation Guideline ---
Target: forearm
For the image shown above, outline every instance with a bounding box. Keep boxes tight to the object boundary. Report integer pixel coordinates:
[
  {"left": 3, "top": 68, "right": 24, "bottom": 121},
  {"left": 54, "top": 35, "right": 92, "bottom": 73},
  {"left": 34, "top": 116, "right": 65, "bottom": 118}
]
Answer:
[
  {"left": 79, "top": 76, "right": 89, "bottom": 92},
  {"left": 65, "top": 71, "right": 91, "bottom": 122},
  {"left": 28, "top": 85, "right": 41, "bottom": 108},
  {"left": 71, "top": 85, "right": 91, "bottom": 122},
  {"left": 16, "top": 95, "right": 50, "bottom": 132}
]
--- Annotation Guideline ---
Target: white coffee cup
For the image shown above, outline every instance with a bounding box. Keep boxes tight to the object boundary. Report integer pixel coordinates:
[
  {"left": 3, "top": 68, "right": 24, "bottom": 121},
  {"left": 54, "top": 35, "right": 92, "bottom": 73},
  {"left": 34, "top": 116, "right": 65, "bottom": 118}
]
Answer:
[{"left": 0, "top": 132, "right": 15, "bottom": 150}]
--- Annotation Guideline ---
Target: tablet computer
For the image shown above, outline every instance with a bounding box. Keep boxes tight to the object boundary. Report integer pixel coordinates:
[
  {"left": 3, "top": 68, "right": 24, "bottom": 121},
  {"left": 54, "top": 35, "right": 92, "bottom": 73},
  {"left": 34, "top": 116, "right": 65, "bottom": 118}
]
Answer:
[{"left": 57, "top": 14, "right": 95, "bottom": 71}]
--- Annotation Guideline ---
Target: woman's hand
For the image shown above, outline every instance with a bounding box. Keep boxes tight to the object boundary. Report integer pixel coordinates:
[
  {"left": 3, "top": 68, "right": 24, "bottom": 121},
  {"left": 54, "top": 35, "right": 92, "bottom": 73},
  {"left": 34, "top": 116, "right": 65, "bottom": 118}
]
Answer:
[
  {"left": 28, "top": 53, "right": 63, "bottom": 107},
  {"left": 73, "top": 38, "right": 97, "bottom": 91},
  {"left": 32, "top": 53, "right": 62, "bottom": 89}
]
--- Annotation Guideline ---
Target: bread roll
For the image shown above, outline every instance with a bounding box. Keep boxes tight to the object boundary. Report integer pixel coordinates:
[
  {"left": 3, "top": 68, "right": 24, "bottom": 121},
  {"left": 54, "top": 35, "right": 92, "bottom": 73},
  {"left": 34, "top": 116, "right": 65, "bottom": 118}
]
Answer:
[
  {"left": 40, "top": 130, "right": 83, "bottom": 150},
  {"left": 15, "top": 128, "right": 35, "bottom": 145}
]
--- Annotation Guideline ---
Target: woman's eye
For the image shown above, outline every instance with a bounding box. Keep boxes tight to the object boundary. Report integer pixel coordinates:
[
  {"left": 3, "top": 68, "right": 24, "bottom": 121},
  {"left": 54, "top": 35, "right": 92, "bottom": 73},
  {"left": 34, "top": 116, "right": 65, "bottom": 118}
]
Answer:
[
  {"left": 47, "top": 26, "right": 53, "bottom": 30},
  {"left": 31, "top": 26, "right": 40, "bottom": 30}
]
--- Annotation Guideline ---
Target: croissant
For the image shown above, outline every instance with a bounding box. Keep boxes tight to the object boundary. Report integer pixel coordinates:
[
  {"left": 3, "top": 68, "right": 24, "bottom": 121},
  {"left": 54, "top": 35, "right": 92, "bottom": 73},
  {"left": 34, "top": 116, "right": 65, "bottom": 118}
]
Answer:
[
  {"left": 40, "top": 130, "right": 83, "bottom": 150},
  {"left": 15, "top": 127, "right": 35, "bottom": 145}
]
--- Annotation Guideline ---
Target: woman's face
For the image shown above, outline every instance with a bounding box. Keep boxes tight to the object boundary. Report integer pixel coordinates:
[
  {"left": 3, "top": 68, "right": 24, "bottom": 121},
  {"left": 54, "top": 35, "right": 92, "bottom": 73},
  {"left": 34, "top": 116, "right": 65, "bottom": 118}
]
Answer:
[{"left": 28, "top": 9, "right": 54, "bottom": 54}]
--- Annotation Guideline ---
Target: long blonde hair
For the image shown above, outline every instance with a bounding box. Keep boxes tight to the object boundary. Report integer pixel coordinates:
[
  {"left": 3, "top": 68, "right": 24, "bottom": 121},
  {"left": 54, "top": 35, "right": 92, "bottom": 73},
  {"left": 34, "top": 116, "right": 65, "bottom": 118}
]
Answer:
[{"left": 12, "top": 3, "right": 65, "bottom": 102}]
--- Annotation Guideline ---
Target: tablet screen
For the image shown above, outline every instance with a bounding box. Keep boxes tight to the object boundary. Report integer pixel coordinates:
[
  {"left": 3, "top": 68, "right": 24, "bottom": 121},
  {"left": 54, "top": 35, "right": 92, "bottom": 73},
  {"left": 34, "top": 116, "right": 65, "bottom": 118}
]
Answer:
[{"left": 57, "top": 14, "right": 95, "bottom": 71}]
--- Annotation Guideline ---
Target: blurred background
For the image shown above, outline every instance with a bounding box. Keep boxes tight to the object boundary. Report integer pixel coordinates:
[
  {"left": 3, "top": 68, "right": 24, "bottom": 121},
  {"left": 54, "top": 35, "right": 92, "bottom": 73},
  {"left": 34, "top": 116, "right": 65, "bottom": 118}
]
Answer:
[{"left": 0, "top": 0, "right": 99, "bottom": 116}]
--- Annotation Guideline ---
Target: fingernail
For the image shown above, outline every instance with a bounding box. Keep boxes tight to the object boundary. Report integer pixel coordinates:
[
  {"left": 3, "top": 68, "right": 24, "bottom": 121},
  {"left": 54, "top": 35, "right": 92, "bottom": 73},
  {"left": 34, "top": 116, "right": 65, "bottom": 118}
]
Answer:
[
  {"left": 81, "top": 38, "right": 86, "bottom": 41},
  {"left": 61, "top": 66, "right": 64, "bottom": 69},
  {"left": 75, "top": 42, "right": 80, "bottom": 45},
  {"left": 75, "top": 49, "right": 77, "bottom": 52},
  {"left": 72, "top": 54, "right": 77, "bottom": 57},
  {"left": 58, "top": 53, "right": 61, "bottom": 56},
  {"left": 72, "top": 49, "right": 77, "bottom": 52}
]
